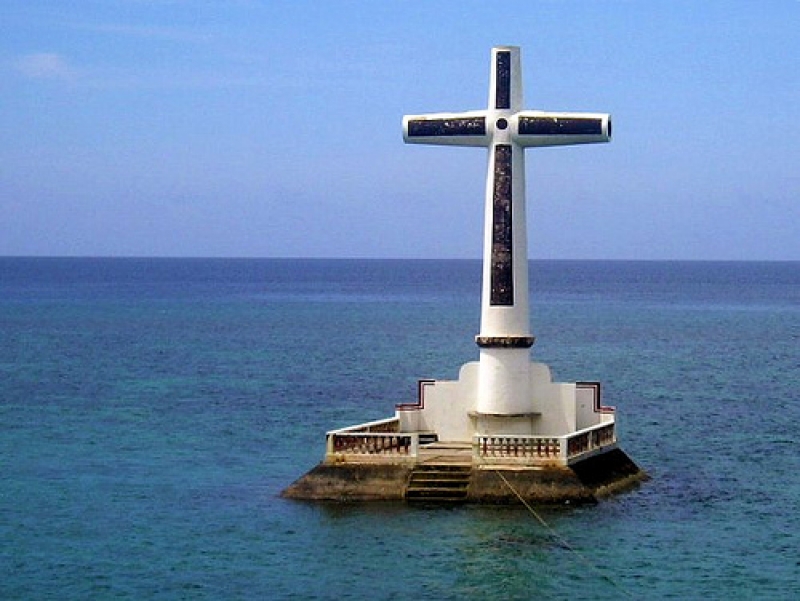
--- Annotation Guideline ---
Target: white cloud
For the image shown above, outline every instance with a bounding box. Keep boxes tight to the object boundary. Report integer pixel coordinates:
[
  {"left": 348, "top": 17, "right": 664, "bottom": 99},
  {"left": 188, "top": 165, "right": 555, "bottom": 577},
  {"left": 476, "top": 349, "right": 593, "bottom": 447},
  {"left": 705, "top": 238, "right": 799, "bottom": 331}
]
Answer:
[{"left": 15, "top": 53, "right": 77, "bottom": 80}]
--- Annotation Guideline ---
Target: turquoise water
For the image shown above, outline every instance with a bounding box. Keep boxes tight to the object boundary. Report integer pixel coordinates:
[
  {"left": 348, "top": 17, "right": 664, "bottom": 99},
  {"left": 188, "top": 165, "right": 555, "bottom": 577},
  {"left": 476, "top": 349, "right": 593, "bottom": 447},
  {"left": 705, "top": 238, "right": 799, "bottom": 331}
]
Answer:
[{"left": 1, "top": 258, "right": 798, "bottom": 599}]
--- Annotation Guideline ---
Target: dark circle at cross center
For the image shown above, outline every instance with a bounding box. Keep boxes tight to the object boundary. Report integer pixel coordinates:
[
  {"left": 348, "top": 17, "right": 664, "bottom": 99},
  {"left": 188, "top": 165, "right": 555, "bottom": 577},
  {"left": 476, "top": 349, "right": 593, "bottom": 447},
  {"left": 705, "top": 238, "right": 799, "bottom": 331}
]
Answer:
[{"left": 496, "top": 118, "right": 508, "bottom": 130}]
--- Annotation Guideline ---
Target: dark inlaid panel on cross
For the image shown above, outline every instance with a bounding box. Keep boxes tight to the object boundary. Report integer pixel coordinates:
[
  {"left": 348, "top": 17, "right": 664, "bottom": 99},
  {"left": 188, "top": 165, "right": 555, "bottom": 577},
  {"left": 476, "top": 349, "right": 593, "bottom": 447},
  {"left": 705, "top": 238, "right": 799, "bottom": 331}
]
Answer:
[
  {"left": 491, "top": 144, "right": 513, "bottom": 306},
  {"left": 406, "top": 117, "right": 487, "bottom": 138},
  {"left": 518, "top": 116, "right": 604, "bottom": 136},
  {"left": 494, "top": 50, "right": 511, "bottom": 110}
]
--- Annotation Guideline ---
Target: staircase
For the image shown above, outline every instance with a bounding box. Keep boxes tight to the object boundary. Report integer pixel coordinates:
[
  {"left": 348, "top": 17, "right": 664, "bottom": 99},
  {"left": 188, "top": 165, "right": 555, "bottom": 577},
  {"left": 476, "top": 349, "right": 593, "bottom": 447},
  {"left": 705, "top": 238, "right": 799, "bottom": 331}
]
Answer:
[
  {"left": 418, "top": 432, "right": 439, "bottom": 445},
  {"left": 405, "top": 463, "right": 472, "bottom": 505}
]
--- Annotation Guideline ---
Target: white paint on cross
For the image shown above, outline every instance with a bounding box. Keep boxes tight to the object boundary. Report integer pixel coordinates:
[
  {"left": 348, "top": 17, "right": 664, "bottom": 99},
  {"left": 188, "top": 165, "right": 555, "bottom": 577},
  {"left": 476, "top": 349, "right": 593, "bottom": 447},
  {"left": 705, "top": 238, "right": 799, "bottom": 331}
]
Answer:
[{"left": 403, "top": 46, "right": 611, "bottom": 415}]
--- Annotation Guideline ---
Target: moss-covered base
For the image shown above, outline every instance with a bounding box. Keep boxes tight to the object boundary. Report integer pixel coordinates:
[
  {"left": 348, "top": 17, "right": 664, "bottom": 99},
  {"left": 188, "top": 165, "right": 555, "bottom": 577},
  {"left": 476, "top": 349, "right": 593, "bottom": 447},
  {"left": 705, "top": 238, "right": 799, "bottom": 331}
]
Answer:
[
  {"left": 469, "top": 448, "right": 647, "bottom": 505},
  {"left": 281, "top": 448, "right": 647, "bottom": 504},
  {"left": 281, "top": 463, "right": 413, "bottom": 502}
]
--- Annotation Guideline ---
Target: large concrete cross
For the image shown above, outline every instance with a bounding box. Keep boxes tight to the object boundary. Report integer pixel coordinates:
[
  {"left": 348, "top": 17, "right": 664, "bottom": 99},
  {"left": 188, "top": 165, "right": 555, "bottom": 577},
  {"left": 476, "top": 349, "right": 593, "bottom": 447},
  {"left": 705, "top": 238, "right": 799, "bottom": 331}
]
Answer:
[
  {"left": 403, "top": 46, "right": 611, "bottom": 415},
  {"left": 403, "top": 46, "right": 610, "bottom": 348}
]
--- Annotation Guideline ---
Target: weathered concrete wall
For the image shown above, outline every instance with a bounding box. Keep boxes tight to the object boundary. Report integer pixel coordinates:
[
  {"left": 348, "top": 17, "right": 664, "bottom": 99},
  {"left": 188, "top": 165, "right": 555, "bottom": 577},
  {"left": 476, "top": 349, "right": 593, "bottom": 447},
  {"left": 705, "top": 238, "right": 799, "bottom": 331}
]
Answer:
[
  {"left": 469, "top": 448, "right": 646, "bottom": 504},
  {"left": 468, "top": 466, "right": 595, "bottom": 504},
  {"left": 570, "top": 447, "right": 647, "bottom": 497},
  {"left": 281, "top": 448, "right": 646, "bottom": 504},
  {"left": 281, "top": 463, "right": 412, "bottom": 502}
]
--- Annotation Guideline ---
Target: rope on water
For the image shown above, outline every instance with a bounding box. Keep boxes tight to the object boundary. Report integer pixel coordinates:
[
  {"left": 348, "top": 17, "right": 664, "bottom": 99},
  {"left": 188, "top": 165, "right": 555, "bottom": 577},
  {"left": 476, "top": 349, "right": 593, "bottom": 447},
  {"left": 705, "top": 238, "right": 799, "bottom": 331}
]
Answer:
[{"left": 493, "top": 469, "right": 633, "bottom": 598}]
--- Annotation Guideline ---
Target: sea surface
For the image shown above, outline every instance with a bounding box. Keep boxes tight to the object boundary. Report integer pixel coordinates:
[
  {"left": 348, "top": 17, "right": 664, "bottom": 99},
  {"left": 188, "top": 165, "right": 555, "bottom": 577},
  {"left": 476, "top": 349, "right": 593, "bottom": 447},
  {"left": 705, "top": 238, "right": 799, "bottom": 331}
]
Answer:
[{"left": 1, "top": 258, "right": 798, "bottom": 599}]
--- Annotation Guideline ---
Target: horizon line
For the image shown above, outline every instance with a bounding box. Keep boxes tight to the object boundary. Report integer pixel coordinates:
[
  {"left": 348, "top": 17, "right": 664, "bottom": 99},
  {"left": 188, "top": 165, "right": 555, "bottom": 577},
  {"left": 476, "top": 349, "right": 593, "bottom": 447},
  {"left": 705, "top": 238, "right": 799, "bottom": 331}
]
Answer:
[{"left": 1, "top": 255, "right": 798, "bottom": 264}]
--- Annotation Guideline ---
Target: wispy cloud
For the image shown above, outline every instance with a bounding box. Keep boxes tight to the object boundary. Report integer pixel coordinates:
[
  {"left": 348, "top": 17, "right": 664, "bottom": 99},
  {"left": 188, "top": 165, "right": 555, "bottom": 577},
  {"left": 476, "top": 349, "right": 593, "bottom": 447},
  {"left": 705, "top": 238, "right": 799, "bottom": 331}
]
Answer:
[
  {"left": 15, "top": 53, "right": 77, "bottom": 80},
  {"left": 69, "top": 21, "right": 214, "bottom": 44}
]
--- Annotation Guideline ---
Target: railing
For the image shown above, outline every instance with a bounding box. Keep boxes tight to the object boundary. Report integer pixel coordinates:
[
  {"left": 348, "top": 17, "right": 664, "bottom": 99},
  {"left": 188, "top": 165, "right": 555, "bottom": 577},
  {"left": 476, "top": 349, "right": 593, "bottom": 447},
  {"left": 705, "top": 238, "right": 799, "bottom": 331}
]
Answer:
[
  {"left": 566, "top": 422, "right": 616, "bottom": 457},
  {"left": 473, "top": 421, "right": 616, "bottom": 466},
  {"left": 326, "top": 417, "right": 419, "bottom": 462},
  {"left": 329, "top": 416, "right": 401, "bottom": 435},
  {"left": 325, "top": 417, "right": 615, "bottom": 465},
  {"left": 477, "top": 436, "right": 562, "bottom": 460}
]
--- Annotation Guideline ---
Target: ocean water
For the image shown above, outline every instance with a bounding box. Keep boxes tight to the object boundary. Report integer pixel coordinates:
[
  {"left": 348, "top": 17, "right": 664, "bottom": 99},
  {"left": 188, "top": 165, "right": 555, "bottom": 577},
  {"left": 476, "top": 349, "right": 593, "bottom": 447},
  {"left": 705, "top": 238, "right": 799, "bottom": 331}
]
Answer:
[{"left": 1, "top": 258, "right": 798, "bottom": 599}]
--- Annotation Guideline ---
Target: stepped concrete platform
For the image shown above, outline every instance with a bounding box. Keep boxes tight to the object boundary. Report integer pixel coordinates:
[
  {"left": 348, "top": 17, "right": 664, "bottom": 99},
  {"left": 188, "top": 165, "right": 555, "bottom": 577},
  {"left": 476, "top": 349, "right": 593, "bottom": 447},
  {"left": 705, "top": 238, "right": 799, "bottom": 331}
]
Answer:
[{"left": 281, "top": 443, "right": 646, "bottom": 505}]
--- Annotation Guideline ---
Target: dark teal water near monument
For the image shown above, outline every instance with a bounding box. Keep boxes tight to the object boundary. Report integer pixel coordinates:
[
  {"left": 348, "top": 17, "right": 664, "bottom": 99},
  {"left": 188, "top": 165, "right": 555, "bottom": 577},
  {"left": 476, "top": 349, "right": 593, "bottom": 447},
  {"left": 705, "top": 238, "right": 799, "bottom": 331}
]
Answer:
[{"left": 2, "top": 258, "right": 798, "bottom": 599}]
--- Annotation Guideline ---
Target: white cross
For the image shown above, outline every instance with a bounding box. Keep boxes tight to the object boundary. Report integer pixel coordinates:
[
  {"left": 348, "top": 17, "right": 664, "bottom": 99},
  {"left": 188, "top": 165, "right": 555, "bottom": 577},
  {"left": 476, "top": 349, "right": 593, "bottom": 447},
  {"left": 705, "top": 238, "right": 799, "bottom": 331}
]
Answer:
[{"left": 403, "top": 46, "right": 610, "bottom": 348}]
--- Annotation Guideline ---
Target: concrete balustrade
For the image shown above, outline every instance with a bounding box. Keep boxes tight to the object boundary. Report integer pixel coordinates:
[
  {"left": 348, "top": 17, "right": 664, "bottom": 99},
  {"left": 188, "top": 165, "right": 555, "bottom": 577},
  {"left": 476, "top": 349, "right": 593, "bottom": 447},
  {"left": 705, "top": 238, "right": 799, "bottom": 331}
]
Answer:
[
  {"left": 326, "top": 418, "right": 419, "bottom": 462},
  {"left": 473, "top": 422, "right": 617, "bottom": 466}
]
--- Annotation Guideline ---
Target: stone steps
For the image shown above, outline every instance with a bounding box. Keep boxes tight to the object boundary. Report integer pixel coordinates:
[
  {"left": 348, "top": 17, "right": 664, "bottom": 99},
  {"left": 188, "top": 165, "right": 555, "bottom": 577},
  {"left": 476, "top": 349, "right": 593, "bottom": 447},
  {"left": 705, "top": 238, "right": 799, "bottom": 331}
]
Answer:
[
  {"left": 418, "top": 432, "right": 439, "bottom": 445},
  {"left": 405, "top": 463, "right": 471, "bottom": 504}
]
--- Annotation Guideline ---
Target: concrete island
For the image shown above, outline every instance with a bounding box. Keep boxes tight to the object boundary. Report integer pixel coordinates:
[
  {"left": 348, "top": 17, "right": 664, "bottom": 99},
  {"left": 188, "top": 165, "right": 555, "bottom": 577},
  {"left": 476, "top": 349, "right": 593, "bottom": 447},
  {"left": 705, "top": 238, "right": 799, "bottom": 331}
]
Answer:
[{"left": 283, "top": 46, "right": 646, "bottom": 505}]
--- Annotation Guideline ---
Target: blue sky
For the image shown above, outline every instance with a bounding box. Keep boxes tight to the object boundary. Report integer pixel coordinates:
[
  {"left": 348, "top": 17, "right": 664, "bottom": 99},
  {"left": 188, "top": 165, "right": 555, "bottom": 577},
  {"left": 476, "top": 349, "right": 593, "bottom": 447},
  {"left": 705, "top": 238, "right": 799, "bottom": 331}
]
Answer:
[{"left": 1, "top": 1, "right": 798, "bottom": 260}]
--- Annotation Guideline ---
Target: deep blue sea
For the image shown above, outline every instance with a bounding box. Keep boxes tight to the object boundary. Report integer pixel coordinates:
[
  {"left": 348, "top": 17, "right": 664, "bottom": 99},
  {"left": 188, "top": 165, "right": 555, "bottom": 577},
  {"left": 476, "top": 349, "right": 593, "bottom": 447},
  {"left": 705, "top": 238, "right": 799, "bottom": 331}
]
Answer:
[{"left": 1, "top": 258, "right": 798, "bottom": 599}]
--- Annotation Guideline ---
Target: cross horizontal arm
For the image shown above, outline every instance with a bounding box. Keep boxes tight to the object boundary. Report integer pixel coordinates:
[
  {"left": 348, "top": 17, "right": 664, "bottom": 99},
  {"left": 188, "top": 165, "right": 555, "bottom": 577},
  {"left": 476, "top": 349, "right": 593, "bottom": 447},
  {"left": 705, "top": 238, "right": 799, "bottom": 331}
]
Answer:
[
  {"left": 513, "top": 111, "right": 611, "bottom": 147},
  {"left": 403, "top": 111, "right": 490, "bottom": 147}
]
